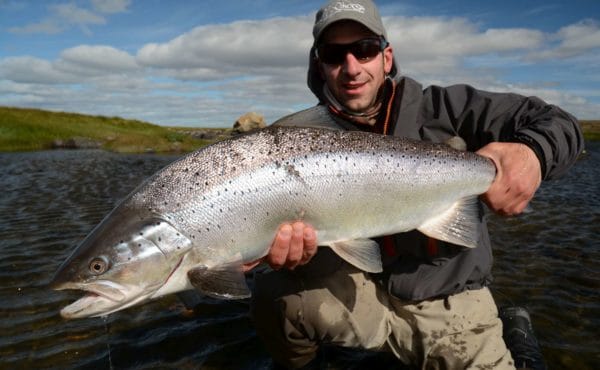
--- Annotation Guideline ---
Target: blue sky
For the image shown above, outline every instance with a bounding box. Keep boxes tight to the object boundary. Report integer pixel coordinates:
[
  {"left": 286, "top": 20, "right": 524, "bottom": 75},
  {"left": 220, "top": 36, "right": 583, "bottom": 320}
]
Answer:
[{"left": 1, "top": 0, "right": 599, "bottom": 127}]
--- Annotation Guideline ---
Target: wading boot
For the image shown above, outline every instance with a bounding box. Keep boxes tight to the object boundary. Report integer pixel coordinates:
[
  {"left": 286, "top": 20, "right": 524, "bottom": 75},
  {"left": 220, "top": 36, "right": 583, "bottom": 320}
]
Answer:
[{"left": 499, "top": 306, "right": 547, "bottom": 370}]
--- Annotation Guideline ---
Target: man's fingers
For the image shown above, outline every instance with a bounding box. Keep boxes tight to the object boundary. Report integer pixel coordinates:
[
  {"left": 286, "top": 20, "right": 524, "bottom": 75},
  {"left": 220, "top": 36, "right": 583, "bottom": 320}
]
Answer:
[
  {"left": 284, "top": 222, "right": 305, "bottom": 269},
  {"left": 267, "top": 223, "right": 292, "bottom": 269},
  {"left": 266, "top": 222, "right": 319, "bottom": 270},
  {"left": 300, "top": 226, "right": 318, "bottom": 264}
]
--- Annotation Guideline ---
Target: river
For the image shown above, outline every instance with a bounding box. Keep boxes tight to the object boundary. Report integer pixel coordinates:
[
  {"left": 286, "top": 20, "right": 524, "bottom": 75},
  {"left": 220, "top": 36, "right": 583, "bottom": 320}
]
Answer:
[{"left": 0, "top": 141, "right": 598, "bottom": 369}]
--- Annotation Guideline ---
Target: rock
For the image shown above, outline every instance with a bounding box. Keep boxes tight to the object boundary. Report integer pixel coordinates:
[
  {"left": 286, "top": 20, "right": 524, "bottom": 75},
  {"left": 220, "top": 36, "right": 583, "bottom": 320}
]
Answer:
[{"left": 233, "top": 112, "right": 266, "bottom": 133}]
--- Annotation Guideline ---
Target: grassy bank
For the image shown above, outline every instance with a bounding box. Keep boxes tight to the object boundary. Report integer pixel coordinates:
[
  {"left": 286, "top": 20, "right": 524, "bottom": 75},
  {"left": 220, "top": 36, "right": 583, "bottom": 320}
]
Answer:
[
  {"left": 0, "top": 106, "right": 598, "bottom": 153},
  {"left": 580, "top": 120, "right": 600, "bottom": 141},
  {"left": 0, "top": 106, "right": 229, "bottom": 153}
]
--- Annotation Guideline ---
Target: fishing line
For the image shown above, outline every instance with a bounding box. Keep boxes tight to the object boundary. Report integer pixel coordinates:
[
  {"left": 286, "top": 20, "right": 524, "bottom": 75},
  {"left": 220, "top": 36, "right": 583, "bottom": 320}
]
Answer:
[{"left": 103, "top": 316, "right": 114, "bottom": 370}]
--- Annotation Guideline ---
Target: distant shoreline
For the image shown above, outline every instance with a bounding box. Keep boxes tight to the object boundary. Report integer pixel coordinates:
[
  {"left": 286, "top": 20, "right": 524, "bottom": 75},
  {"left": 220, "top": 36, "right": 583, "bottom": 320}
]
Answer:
[
  {"left": 1, "top": 106, "right": 598, "bottom": 153},
  {"left": 579, "top": 120, "right": 600, "bottom": 141},
  {"left": 0, "top": 106, "right": 232, "bottom": 153}
]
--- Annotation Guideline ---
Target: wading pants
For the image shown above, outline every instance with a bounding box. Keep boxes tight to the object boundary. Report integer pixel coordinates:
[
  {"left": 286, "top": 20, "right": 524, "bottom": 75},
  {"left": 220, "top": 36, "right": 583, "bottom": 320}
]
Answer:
[{"left": 250, "top": 248, "right": 515, "bottom": 369}]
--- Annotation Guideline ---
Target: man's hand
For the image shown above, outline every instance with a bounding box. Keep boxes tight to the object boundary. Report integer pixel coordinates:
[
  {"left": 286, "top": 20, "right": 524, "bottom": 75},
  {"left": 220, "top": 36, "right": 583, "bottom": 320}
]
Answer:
[
  {"left": 477, "top": 142, "right": 542, "bottom": 216},
  {"left": 242, "top": 222, "right": 318, "bottom": 272}
]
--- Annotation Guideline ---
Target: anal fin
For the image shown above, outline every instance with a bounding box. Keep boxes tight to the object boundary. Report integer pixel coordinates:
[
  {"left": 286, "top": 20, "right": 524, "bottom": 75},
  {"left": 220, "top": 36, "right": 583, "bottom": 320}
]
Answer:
[
  {"left": 417, "top": 196, "right": 482, "bottom": 248},
  {"left": 328, "top": 238, "right": 382, "bottom": 273}
]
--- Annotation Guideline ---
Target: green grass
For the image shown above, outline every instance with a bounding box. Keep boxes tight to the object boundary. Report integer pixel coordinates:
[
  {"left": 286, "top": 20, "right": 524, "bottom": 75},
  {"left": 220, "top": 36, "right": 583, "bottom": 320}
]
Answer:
[
  {"left": 0, "top": 106, "right": 597, "bottom": 153},
  {"left": 0, "top": 106, "right": 218, "bottom": 153},
  {"left": 580, "top": 120, "right": 600, "bottom": 141}
]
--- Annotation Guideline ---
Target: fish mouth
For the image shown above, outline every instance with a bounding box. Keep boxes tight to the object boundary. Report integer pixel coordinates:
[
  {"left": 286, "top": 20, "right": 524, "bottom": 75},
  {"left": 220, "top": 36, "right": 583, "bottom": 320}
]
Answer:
[{"left": 55, "top": 281, "right": 143, "bottom": 319}]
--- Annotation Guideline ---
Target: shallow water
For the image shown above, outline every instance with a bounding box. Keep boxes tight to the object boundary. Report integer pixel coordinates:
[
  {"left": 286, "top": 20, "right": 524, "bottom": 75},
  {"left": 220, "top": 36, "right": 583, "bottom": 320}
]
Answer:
[{"left": 0, "top": 142, "right": 598, "bottom": 369}]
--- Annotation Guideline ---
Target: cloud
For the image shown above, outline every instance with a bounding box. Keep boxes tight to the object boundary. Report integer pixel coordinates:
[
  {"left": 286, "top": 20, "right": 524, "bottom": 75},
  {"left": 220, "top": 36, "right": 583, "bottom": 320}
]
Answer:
[
  {"left": 384, "top": 16, "right": 544, "bottom": 75},
  {"left": 135, "top": 15, "right": 545, "bottom": 83},
  {"left": 8, "top": 0, "right": 130, "bottom": 35},
  {"left": 0, "top": 57, "right": 79, "bottom": 84},
  {"left": 8, "top": 19, "right": 64, "bottom": 35},
  {"left": 57, "top": 45, "right": 138, "bottom": 75},
  {"left": 91, "top": 0, "right": 131, "bottom": 14},
  {"left": 528, "top": 19, "right": 600, "bottom": 60},
  {"left": 2, "top": 14, "right": 599, "bottom": 125},
  {"left": 136, "top": 16, "right": 314, "bottom": 80},
  {"left": 0, "top": 46, "right": 139, "bottom": 85}
]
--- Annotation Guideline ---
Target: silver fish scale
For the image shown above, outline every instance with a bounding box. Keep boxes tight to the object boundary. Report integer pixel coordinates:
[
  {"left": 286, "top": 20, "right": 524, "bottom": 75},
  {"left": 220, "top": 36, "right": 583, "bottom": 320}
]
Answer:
[{"left": 124, "top": 127, "right": 495, "bottom": 265}]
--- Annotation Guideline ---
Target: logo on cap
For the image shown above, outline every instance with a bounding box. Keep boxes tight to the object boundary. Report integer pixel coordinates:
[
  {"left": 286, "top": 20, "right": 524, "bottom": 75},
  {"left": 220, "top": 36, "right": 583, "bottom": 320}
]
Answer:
[{"left": 319, "top": 1, "right": 366, "bottom": 24}]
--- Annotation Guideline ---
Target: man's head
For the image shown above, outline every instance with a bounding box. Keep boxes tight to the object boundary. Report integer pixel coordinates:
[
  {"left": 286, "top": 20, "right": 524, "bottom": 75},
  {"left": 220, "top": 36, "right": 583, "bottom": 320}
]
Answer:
[{"left": 308, "top": 0, "right": 395, "bottom": 113}]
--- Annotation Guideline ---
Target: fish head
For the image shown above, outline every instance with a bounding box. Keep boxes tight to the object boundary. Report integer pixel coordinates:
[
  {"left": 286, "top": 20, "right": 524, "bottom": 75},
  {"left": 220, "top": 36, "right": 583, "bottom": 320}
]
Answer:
[{"left": 50, "top": 207, "right": 192, "bottom": 319}]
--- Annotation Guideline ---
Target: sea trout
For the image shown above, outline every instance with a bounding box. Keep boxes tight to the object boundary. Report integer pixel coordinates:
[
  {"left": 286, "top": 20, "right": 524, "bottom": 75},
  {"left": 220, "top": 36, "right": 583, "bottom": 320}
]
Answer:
[{"left": 51, "top": 125, "right": 496, "bottom": 318}]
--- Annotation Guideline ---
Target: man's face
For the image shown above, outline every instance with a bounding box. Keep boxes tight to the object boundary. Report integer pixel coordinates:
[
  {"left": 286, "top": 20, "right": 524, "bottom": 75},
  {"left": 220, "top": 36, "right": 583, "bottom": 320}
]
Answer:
[{"left": 318, "top": 21, "right": 393, "bottom": 113}]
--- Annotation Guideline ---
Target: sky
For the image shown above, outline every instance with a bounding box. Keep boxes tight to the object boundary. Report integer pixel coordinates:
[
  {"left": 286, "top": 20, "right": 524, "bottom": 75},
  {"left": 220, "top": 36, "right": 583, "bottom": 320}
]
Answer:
[{"left": 1, "top": 0, "right": 599, "bottom": 128}]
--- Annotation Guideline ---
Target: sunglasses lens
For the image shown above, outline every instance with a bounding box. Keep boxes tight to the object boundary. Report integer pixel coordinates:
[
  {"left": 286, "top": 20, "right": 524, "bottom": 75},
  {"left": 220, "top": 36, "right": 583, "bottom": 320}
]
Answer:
[
  {"left": 318, "top": 38, "right": 385, "bottom": 65},
  {"left": 317, "top": 44, "right": 346, "bottom": 64},
  {"left": 353, "top": 40, "right": 382, "bottom": 61}
]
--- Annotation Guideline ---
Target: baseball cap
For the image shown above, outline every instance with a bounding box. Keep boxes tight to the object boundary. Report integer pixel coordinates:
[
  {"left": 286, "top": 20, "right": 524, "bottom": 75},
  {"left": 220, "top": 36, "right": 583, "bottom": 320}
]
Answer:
[{"left": 313, "top": 0, "right": 387, "bottom": 43}]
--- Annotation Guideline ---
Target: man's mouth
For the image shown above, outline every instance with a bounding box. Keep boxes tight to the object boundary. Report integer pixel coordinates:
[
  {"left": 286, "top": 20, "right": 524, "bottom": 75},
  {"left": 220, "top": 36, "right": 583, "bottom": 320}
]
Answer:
[{"left": 342, "top": 81, "right": 366, "bottom": 94}]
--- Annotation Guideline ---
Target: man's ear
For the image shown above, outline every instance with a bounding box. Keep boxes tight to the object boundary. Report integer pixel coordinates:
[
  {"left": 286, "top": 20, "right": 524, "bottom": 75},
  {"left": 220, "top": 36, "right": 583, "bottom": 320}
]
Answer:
[
  {"left": 317, "top": 59, "right": 326, "bottom": 79},
  {"left": 383, "top": 46, "right": 393, "bottom": 74}
]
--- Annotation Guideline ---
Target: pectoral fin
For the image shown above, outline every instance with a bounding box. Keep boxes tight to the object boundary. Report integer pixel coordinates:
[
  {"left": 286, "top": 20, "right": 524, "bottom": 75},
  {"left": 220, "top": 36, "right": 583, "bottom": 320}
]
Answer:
[
  {"left": 417, "top": 196, "right": 482, "bottom": 248},
  {"left": 187, "top": 264, "right": 251, "bottom": 300},
  {"left": 328, "top": 238, "right": 382, "bottom": 273}
]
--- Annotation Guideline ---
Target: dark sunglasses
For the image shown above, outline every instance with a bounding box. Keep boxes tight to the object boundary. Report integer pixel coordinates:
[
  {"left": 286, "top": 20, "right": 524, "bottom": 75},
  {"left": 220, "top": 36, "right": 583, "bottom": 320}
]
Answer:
[{"left": 316, "top": 37, "right": 389, "bottom": 65}]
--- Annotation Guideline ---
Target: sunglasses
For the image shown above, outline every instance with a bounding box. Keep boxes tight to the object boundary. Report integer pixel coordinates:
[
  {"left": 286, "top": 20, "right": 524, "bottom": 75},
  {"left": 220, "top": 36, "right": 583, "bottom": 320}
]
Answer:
[{"left": 316, "top": 37, "right": 389, "bottom": 65}]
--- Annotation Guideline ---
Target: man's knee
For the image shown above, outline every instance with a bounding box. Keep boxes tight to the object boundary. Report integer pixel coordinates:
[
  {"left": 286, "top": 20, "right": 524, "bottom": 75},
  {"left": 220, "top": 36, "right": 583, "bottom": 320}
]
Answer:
[
  {"left": 250, "top": 269, "right": 322, "bottom": 369},
  {"left": 250, "top": 252, "right": 345, "bottom": 332},
  {"left": 251, "top": 270, "right": 299, "bottom": 326}
]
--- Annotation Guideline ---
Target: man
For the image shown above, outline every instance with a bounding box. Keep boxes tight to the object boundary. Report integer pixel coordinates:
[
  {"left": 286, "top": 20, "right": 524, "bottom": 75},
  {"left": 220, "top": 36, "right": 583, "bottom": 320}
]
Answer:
[{"left": 247, "top": 1, "right": 584, "bottom": 369}]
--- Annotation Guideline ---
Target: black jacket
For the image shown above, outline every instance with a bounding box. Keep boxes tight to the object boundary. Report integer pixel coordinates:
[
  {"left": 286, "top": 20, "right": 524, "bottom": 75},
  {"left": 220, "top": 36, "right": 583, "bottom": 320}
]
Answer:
[{"left": 273, "top": 74, "right": 584, "bottom": 300}]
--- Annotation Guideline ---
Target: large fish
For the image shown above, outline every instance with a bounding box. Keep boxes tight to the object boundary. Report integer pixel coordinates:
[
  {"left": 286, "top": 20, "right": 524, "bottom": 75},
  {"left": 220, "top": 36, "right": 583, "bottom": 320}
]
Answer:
[{"left": 51, "top": 124, "right": 496, "bottom": 319}]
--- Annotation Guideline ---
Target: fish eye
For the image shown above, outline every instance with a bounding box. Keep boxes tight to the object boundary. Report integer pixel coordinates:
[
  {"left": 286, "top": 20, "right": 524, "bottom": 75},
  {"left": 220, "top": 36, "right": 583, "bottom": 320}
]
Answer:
[{"left": 89, "top": 257, "right": 109, "bottom": 275}]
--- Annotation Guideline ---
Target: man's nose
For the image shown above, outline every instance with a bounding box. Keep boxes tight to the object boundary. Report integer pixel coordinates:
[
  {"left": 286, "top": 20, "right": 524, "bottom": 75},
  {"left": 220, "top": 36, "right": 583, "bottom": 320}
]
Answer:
[{"left": 342, "top": 52, "right": 361, "bottom": 76}]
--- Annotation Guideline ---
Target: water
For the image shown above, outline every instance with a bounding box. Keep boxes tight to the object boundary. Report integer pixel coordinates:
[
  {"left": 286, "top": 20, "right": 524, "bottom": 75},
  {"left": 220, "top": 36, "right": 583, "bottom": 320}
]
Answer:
[{"left": 0, "top": 143, "right": 598, "bottom": 369}]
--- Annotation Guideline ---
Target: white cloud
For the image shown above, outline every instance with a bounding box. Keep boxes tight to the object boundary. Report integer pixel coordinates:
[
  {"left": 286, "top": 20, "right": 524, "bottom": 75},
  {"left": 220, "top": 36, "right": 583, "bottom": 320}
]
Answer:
[
  {"left": 384, "top": 16, "right": 544, "bottom": 71},
  {"left": 8, "top": 19, "right": 63, "bottom": 35},
  {"left": 0, "top": 57, "right": 79, "bottom": 84},
  {"left": 51, "top": 3, "right": 105, "bottom": 24},
  {"left": 56, "top": 45, "right": 138, "bottom": 76},
  {"left": 0, "top": 45, "right": 139, "bottom": 85},
  {"left": 136, "top": 16, "right": 314, "bottom": 80},
  {"left": 91, "top": 0, "right": 131, "bottom": 14},
  {"left": 2, "top": 14, "right": 599, "bottom": 125},
  {"left": 8, "top": 1, "right": 129, "bottom": 35},
  {"left": 528, "top": 19, "right": 600, "bottom": 60}
]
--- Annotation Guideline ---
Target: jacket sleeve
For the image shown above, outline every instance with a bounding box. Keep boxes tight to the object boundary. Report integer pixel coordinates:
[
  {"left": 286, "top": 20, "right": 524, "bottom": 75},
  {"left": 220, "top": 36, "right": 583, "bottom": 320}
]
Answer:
[{"left": 421, "top": 84, "right": 585, "bottom": 180}]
